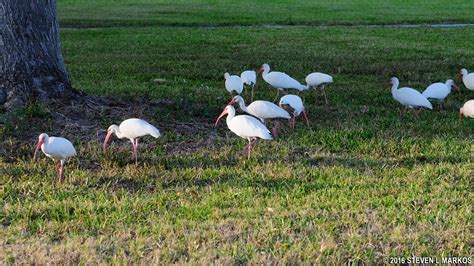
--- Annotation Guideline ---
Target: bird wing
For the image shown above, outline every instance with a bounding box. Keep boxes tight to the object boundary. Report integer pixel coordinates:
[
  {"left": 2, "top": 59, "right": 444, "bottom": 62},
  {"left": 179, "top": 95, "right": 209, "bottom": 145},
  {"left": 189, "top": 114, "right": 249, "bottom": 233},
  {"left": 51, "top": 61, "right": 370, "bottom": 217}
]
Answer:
[
  {"left": 266, "top": 72, "right": 304, "bottom": 90},
  {"left": 397, "top": 88, "right": 433, "bottom": 109},
  {"left": 241, "top": 71, "right": 256, "bottom": 84},
  {"left": 248, "top": 101, "right": 290, "bottom": 119},
  {"left": 422, "top": 83, "right": 448, "bottom": 99},
  {"left": 121, "top": 119, "right": 160, "bottom": 138},
  {"left": 228, "top": 115, "right": 272, "bottom": 140},
  {"left": 463, "top": 100, "right": 474, "bottom": 117},
  {"left": 464, "top": 73, "right": 474, "bottom": 90},
  {"left": 279, "top": 95, "right": 304, "bottom": 115},
  {"left": 48, "top": 137, "right": 77, "bottom": 158},
  {"left": 226, "top": 76, "right": 244, "bottom": 93},
  {"left": 305, "top": 72, "right": 333, "bottom": 86}
]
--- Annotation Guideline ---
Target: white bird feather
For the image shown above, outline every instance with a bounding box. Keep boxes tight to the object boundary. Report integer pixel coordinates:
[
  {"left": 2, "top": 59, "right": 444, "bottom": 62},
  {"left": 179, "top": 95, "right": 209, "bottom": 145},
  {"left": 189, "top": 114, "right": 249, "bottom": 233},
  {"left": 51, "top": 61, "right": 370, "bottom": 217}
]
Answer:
[
  {"left": 460, "top": 68, "right": 474, "bottom": 91},
  {"left": 240, "top": 70, "right": 256, "bottom": 86},
  {"left": 225, "top": 72, "right": 244, "bottom": 94},
  {"left": 231, "top": 95, "right": 290, "bottom": 122},
  {"left": 422, "top": 80, "right": 455, "bottom": 101},
  {"left": 259, "top": 64, "right": 305, "bottom": 91},
  {"left": 389, "top": 77, "right": 432, "bottom": 109}
]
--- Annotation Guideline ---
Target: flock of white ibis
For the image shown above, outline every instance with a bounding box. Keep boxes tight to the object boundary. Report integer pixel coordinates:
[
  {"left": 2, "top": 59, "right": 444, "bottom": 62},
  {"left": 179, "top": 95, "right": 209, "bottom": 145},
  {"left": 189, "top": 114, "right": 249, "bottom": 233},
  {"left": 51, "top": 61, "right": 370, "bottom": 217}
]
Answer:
[{"left": 34, "top": 66, "right": 474, "bottom": 180}]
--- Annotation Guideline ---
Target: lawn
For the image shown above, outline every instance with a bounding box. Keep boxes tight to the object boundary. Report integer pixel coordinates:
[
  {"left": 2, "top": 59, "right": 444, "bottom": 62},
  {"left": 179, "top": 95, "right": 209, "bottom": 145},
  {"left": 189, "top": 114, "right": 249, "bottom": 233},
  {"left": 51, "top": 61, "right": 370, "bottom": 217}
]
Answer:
[
  {"left": 1, "top": 0, "right": 473, "bottom": 264},
  {"left": 57, "top": 0, "right": 474, "bottom": 27}
]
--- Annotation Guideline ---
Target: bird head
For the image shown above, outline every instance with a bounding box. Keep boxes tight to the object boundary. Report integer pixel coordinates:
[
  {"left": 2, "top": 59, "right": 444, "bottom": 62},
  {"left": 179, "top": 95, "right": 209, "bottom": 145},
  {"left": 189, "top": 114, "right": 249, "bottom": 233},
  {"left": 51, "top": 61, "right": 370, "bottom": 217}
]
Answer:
[
  {"left": 385, "top": 77, "right": 397, "bottom": 88},
  {"left": 214, "top": 105, "right": 232, "bottom": 127},
  {"left": 34, "top": 133, "right": 48, "bottom": 160},
  {"left": 458, "top": 68, "right": 467, "bottom": 79},
  {"left": 279, "top": 97, "right": 301, "bottom": 116},
  {"left": 257, "top": 64, "right": 269, "bottom": 76},
  {"left": 228, "top": 95, "right": 244, "bottom": 106},
  {"left": 224, "top": 72, "right": 230, "bottom": 80},
  {"left": 103, "top": 125, "right": 118, "bottom": 152},
  {"left": 279, "top": 96, "right": 290, "bottom": 108},
  {"left": 278, "top": 101, "right": 293, "bottom": 115},
  {"left": 446, "top": 79, "right": 461, "bottom": 93}
]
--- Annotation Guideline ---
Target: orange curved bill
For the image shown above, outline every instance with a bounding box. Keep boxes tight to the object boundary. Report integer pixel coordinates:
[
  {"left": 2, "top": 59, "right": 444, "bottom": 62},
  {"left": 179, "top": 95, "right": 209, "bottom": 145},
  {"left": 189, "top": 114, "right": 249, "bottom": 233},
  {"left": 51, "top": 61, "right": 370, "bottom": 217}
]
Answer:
[
  {"left": 214, "top": 109, "right": 228, "bottom": 127},
  {"left": 103, "top": 130, "right": 113, "bottom": 152},
  {"left": 33, "top": 140, "right": 43, "bottom": 160}
]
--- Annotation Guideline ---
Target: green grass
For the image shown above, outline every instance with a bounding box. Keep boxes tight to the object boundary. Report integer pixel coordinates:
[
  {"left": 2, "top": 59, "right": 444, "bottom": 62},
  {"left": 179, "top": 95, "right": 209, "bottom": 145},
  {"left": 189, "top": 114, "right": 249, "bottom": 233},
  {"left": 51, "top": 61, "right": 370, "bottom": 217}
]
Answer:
[
  {"left": 58, "top": 0, "right": 474, "bottom": 28},
  {"left": 1, "top": 0, "right": 473, "bottom": 264}
]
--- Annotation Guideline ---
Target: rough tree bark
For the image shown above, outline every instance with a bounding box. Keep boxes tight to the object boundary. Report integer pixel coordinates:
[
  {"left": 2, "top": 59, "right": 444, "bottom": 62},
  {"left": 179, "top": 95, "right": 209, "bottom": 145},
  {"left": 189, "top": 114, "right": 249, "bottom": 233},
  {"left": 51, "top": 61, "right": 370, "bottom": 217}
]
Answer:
[{"left": 0, "top": 0, "right": 73, "bottom": 109}]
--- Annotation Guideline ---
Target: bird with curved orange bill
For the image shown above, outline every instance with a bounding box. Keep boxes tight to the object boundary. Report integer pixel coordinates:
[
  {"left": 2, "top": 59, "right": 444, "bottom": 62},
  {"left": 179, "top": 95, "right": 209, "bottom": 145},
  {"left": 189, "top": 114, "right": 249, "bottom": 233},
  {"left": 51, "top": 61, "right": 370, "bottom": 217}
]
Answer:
[{"left": 214, "top": 105, "right": 272, "bottom": 159}]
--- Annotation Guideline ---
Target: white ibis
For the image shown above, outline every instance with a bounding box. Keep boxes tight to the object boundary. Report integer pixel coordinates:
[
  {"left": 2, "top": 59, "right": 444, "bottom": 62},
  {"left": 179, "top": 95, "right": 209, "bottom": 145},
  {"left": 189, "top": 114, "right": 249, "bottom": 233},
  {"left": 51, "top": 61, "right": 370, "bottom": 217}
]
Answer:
[
  {"left": 228, "top": 95, "right": 290, "bottom": 138},
  {"left": 257, "top": 63, "right": 306, "bottom": 101},
  {"left": 240, "top": 70, "right": 257, "bottom": 101},
  {"left": 34, "top": 133, "right": 77, "bottom": 181},
  {"left": 215, "top": 105, "right": 272, "bottom": 159},
  {"left": 459, "top": 68, "right": 474, "bottom": 91},
  {"left": 103, "top": 118, "right": 161, "bottom": 163},
  {"left": 279, "top": 94, "right": 310, "bottom": 129},
  {"left": 422, "top": 79, "right": 459, "bottom": 109},
  {"left": 305, "top": 72, "right": 333, "bottom": 103},
  {"left": 459, "top": 100, "right": 474, "bottom": 126},
  {"left": 386, "top": 77, "right": 433, "bottom": 117},
  {"left": 224, "top": 72, "right": 244, "bottom": 96}
]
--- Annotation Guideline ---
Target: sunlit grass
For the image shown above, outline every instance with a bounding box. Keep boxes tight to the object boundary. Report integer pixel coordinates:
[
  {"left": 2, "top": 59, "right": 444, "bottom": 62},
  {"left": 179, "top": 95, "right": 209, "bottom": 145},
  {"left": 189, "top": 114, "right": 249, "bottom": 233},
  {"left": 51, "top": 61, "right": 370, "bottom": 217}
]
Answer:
[
  {"left": 57, "top": 0, "right": 474, "bottom": 27},
  {"left": 1, "top": 0, "right": 473, "bottom": 264}
]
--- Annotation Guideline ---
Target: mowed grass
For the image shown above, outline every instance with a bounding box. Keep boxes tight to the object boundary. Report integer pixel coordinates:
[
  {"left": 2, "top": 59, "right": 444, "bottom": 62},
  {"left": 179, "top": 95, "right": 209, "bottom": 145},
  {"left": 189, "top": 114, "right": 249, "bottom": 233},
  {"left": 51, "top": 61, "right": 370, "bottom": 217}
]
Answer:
[
  {"left": 58, "top": 0, "right": 474, "bottom": 27},
  {"left": 1, "top": 1, "right": 474, "bottom": 264}
]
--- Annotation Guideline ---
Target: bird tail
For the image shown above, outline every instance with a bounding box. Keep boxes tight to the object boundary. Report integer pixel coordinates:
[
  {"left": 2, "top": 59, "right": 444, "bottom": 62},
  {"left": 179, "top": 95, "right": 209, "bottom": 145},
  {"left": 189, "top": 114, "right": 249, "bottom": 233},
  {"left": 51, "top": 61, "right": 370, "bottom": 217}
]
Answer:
[
  {"left": 149, "top": 126, "right": 161, "bottom": 138},
  {"left": 418, "top": 94, "right": 433, "bottom": 109},
  {"left": 151, "top": 131, "right": 161, "bottom": 138},
  {"left": 424, "top": 101, "right": 433, "bottom": 109},
  {"left": 264, "top": 129, "right": 273, "bottom": 140}
]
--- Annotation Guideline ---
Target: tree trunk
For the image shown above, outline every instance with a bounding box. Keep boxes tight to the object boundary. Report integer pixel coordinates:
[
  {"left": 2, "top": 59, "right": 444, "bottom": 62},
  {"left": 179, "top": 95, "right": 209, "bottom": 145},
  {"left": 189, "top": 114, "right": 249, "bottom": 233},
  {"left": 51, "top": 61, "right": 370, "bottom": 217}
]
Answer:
[{"left": 0, "top": 0, "right": 73, "bottom": 109}]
